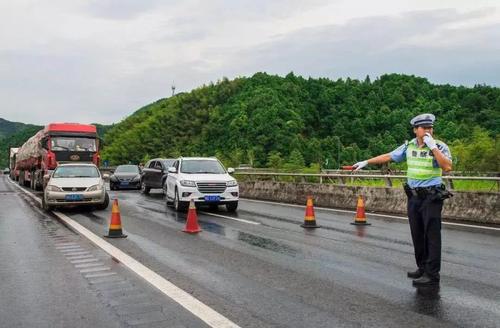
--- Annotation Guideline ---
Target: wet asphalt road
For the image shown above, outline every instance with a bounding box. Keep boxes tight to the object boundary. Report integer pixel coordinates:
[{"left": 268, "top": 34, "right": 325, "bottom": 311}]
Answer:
[{"left": 2, "top": 175, "right": 500, "bottom": 327}]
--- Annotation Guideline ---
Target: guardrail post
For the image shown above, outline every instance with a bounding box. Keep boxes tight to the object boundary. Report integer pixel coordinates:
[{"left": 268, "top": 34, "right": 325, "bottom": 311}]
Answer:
[
  {"left": 384, "top": 176, "right": 392, "bottom": 187},
  {"left": 338, "top": 176, "right": 345, "bottom": 185},
  {"left": 319, "top": 176, "right": 323, "bottom": 184},
  {"left": 444, "top": 178, "right": 454, "bottom": 190}
]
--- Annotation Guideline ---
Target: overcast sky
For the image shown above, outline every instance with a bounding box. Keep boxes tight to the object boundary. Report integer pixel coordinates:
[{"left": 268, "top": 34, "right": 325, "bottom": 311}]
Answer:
[{"left": 1, "top": 0, "right": 499, "bottom": 125}]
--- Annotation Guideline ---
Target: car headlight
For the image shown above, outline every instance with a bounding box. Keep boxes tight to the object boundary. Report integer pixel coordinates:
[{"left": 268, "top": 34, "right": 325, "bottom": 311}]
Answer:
[
  {"left": 132, "top": 174, "right": 141, "bottom": 181},
  {"left": 180, "top": 180, "right": 196, "bottom": 187},
  {"left": 226, "top": 180, "right": 238, "bottom": 187},
  {"left": 46, "top": 185, "right": 62, "bottom": 192},
  {"left": 87, "top": 184, "right": 103, "bottom": 191},
  {"left": 110, "top": 175, "right": 118, "bottom": 182}
]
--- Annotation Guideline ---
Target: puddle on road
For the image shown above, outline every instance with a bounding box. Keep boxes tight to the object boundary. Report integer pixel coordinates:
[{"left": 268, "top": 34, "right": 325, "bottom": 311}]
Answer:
[
  {"left": 198, "top": 221, "right": 225, "bottom": 235},
  {"left": 80, "top": 212, "right": 106, "bottom": 224},
  {"left": 137, "top": 203, "right": 167, "bottom": 215},
  {"left": 355, "top": 226, "right": 367, "bottom": 238},
  {"left": 411, "top": 287, "right": 443, "bottom": 318},
  {"left": 237, "top": 231, "right": 298, "bottom": 256}
]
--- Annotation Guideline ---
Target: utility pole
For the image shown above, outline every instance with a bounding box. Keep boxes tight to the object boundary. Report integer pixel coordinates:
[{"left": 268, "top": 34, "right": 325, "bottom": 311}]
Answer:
[
  {"left": 171, "top": 81, "right": 176, "bottom": 97},
  {"left": 337, "top": 138, "right": 341, "bottom": 169}
]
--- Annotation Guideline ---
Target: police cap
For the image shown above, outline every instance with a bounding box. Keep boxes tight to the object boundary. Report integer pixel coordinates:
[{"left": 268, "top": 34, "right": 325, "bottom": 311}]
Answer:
[{"left": 410, "top": 113, "right": 435, "bottom": 127}]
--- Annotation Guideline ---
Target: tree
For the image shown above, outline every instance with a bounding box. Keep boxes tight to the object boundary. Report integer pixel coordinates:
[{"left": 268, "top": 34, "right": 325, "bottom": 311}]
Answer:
[{"left": 267, "top": 151, "right": 283, "bottom": 169}]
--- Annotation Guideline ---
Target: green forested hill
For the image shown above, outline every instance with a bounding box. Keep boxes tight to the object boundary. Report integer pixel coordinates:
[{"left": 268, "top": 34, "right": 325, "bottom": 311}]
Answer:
[
  {"left": 102, "top": 73, "right": 499, "bottom": 171},
  {"left": 0, "top": 124, "right": 43, "bottom": 168},
  {"left": 0, "top": 118, "right": 38, "bottom": 139},
  {"left": 0, "top": 121, "right": 113, "bottom": 169}
]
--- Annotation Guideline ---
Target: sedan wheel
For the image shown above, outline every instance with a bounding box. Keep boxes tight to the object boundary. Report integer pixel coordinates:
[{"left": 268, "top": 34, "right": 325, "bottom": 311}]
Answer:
[
  {"left": 174, "top": 189, "right": 187, "bottom": 212},
  {"left": 140, "top": 181, "right": 150, "bottom": 195}
]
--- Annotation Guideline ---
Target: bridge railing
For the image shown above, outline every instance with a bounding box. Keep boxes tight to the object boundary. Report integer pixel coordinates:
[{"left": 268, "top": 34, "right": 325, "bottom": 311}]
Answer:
[{"left": 233, "top": 172, "right": 500, "bottom": 192}]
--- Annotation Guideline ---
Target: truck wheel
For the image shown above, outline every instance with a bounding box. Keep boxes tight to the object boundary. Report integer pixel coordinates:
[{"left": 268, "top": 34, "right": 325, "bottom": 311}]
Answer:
[
  {"left": 18, "top": 171, "right": 24, "bottom": 186},
  {"left": 140, "top": 181, "right": 150, "bottom": 195},
  {"left": 174, "top": 189, "right": 188, "bottom": 212},
  {"left": 30, "top": 172, "right": 35, "bottom": 190},
  {"left": 34, "top": 176, "right": 43, "bottom": 191},
  {"left": 226, "top": 201, "right": 238, "bottom": 213}
]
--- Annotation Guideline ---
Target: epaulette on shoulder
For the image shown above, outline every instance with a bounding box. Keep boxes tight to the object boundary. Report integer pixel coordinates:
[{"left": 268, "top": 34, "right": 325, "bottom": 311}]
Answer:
[{"left": 435, "top": 139, "right": 445, "bottom": 150}]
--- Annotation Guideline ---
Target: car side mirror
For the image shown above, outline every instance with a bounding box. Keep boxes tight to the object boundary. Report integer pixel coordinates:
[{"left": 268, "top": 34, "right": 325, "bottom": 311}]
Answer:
[
  {"left": 43, "top": 174, "right": 50, "bottom": 181},
  {"left": 168, "top": 167, "right": 176, "bottom": 173},
  {"left": 227, "top": 167, "right": 235, "bottom": 174},
  {"left": 103, "top": 174, "right": 109, "bottom": 180}
]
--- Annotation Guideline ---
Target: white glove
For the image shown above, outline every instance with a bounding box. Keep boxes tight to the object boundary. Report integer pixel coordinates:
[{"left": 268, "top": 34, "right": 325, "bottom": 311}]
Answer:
[
  {"left": 353, "top": 160, "right": 368, "bottom": 171},
  {"left": 423, "top": 132, "right": 437, "bottom": 150}
]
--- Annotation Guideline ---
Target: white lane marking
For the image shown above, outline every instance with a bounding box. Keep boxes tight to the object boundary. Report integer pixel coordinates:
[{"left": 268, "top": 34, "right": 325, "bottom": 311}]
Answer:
[
  {"left": 64, "top": 251, "right": 91, "bottom": 256},
  {"left": 66, "top": 253, "right": 92, "bottom": 259},
  {"left": 84, "top": 272, "right": 117, "bottom": 278},
  {"left": 241, "top": 198, "right": 500, "bottom": 232},
  {"left": 74, "top": 262, "right": 105, "bottom": 268},
  {"left": 71, "top": 258, "right": 99, "bottom": 264},
  {"left": 54, "top": 242, "right": 78, "bottom": 246},
  {"left": 8, "top": 177, "right": 241, "bottom": 328},
  {"left": 80, "top": 267, "right": 111, "bottom": 273},
  {"left": 56, "top": 245, "right": 82, "bottom": 250},
  {"left": 199, "top": 211, "right": 260, "bottom": 225},
  {"left": 9, "top": 179, "right": 42, "bottom": 204},
  {"left": 55, "top": 211, "right": 241, "bottom": 328}
]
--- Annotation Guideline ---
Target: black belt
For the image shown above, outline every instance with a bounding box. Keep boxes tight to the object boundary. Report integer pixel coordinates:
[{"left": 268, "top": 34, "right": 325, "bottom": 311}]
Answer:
[
  {"left": 404, "top": 184, "right": 441, "bottom": 198},
  {"left": 403, "top": 183, "right": 452, "bottom": 200}
]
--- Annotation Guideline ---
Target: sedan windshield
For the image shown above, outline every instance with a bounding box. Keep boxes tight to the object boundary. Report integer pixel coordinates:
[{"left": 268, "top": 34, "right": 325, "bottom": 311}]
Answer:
[
  {"left": 53, "top": 166, "right": 100, "bottom": 178},
  {"left": 115, "top": 165, "right": 140, "bottom": 173},
  {"left": 181, "top": 160, "right": 226, "bottom": 174}
]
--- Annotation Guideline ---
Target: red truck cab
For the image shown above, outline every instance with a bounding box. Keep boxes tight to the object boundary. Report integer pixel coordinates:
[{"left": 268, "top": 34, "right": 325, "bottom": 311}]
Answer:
[
  {"left": 44, "top": 123, "right": 100, "bottom": 169},
  {"left": 16, "top": 123, "right": 100, "bottom": 190}
]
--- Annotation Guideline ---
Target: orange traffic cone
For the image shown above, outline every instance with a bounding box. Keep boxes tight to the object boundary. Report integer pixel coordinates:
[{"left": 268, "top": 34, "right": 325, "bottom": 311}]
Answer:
[
  {"left": 183, "top": 199, "right": 202, "bottom": 233},
  {"left": 301, "top": 196, "right": 321, "bottom": 228},
  {"left": 351, "top": 195, "right": 371, "bottom": 226},
  {"left": 104, "top": 199, "right": 127, "bottom": 238}
]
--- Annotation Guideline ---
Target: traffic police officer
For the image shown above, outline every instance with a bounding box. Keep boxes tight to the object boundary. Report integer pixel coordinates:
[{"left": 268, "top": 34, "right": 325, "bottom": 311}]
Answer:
[{"left": 351, "top": 113, "right": 452, "bottom": 287}]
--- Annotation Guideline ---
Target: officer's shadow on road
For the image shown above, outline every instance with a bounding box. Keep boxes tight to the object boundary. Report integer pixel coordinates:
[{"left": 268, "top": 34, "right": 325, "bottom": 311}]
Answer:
[{"left": 411, "top": 286, "right": 442, "bottom": 318}]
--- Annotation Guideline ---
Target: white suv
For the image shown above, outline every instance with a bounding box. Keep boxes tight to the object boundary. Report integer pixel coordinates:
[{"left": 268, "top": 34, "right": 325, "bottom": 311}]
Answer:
[{"left": 164, "top": 157, "right": 239, "bottom": 212}]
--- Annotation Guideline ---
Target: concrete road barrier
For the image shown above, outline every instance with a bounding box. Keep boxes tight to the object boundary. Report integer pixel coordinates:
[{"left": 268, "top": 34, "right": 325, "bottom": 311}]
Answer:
[{"left": 239, "top": 181, "right": 500, "bottom": 225}]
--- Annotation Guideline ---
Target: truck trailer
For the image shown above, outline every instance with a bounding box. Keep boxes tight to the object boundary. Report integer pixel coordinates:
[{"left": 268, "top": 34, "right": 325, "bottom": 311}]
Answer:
[
  {"left": 15, "top": 123, "right": 100, "bottom": 190},
  {"left": 8, "top": 147, "right": 19, "bottom": 180}
]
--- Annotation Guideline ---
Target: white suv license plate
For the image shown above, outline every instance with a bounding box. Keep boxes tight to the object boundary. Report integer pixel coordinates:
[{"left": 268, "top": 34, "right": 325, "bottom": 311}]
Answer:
[{"left": 204, "top": 195, "right": 220, "bottom": 202}]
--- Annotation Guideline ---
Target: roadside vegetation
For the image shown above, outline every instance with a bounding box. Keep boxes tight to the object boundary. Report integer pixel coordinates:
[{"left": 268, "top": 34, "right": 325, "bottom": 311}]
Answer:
[
  {"left": 101, "top": 72, "right": 499, "bottom": 175},
  {"left": 2, "top": 73, "right": 498, "bottom": 180}
]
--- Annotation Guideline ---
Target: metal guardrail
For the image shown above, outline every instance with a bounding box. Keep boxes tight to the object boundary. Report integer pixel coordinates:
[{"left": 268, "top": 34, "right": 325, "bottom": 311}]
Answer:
[{"left": 233, "top": 172, "right": 500, "bottom": 191}]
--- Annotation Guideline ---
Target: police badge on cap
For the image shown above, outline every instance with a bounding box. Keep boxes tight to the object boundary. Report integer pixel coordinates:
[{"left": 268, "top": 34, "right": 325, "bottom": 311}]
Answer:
[{"left": 410, "top": 113, "right": 435, "bottom": 127}]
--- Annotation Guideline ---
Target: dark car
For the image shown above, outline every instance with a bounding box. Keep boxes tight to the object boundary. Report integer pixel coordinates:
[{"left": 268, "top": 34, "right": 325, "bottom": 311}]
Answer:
[
  {"left": 140, "top": 158, "right": 175, "bottom": 195},
  {"left": 109, "top": 165, "right": 141, "bottom": 190}
]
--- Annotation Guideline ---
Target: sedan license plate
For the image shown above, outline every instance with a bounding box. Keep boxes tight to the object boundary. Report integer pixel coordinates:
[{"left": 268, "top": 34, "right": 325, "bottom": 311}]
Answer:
[
  {"left": 65, "top": 194, "right": 83, "bottom": 201},
  {"left": 120, "top": 181, "right": 129, "bottom": 186},
  {"left": 204, "top": 195, "right": 220, "bottom": 202}
]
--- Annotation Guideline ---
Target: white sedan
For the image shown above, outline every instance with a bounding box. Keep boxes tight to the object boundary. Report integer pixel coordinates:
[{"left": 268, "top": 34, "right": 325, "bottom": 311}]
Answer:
[{"left": 43, "top": 163, "right": 109, "bottom": 211}]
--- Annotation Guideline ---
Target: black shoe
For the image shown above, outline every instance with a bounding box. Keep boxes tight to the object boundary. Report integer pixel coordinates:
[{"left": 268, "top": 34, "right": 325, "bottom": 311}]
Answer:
[
  {"left": 407, "top": 268, "right": 424, "bottom": 279},
  {"left": 412, "top": 273, "right": 440, "bottom": 287}
]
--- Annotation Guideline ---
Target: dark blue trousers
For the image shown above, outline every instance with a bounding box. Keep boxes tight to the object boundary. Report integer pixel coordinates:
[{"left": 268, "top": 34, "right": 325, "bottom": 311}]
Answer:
[{"left": 407, "top": 195, "right": 443, "bottom": 278}]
